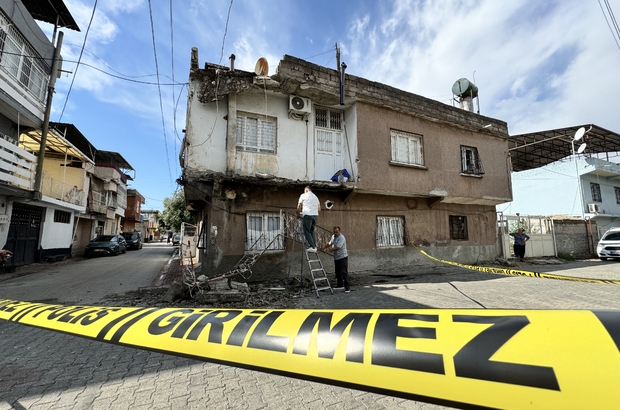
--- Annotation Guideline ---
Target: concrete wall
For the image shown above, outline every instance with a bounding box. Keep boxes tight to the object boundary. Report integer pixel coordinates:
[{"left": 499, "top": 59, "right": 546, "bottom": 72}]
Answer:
[
  {"left": 201, "top": 184, "right": 500, "bottom": 280},
  {"left": 356, "top": 103, "right": 512, "bottom": 202},
  {"left": 184, "top": 88, "right": 358, "bottom": 183}
]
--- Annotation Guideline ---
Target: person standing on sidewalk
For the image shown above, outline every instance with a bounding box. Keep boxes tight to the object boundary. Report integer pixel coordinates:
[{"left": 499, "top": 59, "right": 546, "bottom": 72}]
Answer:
[
  {"left": 321, "top": 226, "right": 350, "bottom": 292},
  {"left": 297, "top": 186, "right": 321, "bottom": 252},
  {"left": 510, "top": 228, "right": 530, "bottom": 261}
]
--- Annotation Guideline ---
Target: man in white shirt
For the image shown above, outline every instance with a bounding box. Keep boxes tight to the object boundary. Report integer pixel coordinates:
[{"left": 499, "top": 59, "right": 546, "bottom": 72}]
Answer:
[
  {"left": 320, "top": 226, "right": 349, "bottom": 292},
  {"left": 297, "top": 186, "right": 321, "bottom": 252}
]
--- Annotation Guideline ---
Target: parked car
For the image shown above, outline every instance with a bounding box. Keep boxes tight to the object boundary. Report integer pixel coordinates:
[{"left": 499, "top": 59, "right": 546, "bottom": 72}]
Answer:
[
  {"left": 597, "top": 228, "right": 620, "bottom": 260},
  {"left": 172, "top": 234, "right": 181, "bottom": 246},
  {"left": 85, "top": 235, "right": 127, "bottom": 257},
  {"left": 121, "top": 231, "right": 143, "bottom": 250}
]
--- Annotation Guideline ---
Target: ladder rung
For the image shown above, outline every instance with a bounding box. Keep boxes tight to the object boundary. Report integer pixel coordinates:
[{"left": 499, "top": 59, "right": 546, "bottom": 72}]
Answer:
[
  {"left": 315, "top": 286, "right": 332, "bottom": 291},
  {"left": 314, "top": 278, "right": 329, "bottom": 283},
  {"left": 311, "top": 268, "right": 325, "bottom": 272}
]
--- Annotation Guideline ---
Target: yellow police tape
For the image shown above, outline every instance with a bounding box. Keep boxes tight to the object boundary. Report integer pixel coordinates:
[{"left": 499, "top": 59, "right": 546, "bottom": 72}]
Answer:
[
  {"left": 1, "top": 298, "right": 619, "bottom": 409},
  {"left": 416, "top": 247, "right": 620, "bottom": 285}
]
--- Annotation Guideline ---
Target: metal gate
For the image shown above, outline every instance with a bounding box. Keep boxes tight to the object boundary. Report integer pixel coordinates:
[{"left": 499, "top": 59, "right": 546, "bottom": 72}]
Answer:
[
  {"left": 5, "top": 202, "right": 43, "bottom": 266},
  {"left": 498, "top": 214, "right": 556, "bottom": 259}
]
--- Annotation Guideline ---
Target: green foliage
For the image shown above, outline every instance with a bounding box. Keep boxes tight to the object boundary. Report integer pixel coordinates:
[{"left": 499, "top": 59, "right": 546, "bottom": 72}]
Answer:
[{"left": 161, "top": 189, "right": 196, "bottom": 233}]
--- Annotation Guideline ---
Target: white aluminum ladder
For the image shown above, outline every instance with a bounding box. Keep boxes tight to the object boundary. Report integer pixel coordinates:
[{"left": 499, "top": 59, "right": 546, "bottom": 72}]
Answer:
[{"left": 292, "top": 217, "right": 333, "bottom": 297}]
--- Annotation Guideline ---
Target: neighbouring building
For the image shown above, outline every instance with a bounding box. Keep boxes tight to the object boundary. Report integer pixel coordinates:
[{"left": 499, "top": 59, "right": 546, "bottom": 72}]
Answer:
[
  {"left": 140, "top": 209, "right": 161, "bottom": 242},
  {"left": 122, "top": 189, "right": 145, "bottom": 232},
  {"left": 0, "top": 0, "right": 81, "bottom": 266},
  {"left": 503, "top": 124, "right": 620, "bottom": 257},
  {"left": 180, "top": 52, "right": 512, "bottom": 279}
]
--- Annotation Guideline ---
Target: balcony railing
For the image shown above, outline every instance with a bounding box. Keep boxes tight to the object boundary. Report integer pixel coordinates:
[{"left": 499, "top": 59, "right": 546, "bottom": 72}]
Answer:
[
  {"left": 0, "top": 136, "right": 36, "bottom": 190},
  {"left": 89, "top": 190, "right": 109, "bottom": 214},
  {"left": 40, "top": 172, "right": 86, "bottom": 207}
]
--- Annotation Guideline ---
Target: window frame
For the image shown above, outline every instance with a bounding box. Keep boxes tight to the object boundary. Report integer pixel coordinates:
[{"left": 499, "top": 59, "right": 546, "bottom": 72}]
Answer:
[
  {"left": 591, "top": 183, "right": 602, "bottom": 202},
  {"left": 246, "top": 211, "right": 284, "bottom": 251},
  {"left": 53, "top": 209, "right": 71, "bottom": 224},
  {"left": 460, "top": 146, "right": 484, "bottom": 176},
  {"left": 315, "top": 106, "right": 343, "bottom": 131},
  {"left": 390, "top": 130, "right": 425, "bottom": 167},
  {"left": 449, "top": 215, "right": 468, "bottom": 240},
  {"left": 376, "top": 215, "right": 405, "bottom": 247},
  {"left": 236, "top": 112, "right": 277, "bottom": 154}
]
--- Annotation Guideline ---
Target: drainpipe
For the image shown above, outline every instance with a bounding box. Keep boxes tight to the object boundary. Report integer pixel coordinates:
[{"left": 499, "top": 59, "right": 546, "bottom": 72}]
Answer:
[
  {"left": 33, "top": 31, "right": 64, "bottom": 200},
  {"left": 339, "top": 62, "right": 347, "bottom": 105}
]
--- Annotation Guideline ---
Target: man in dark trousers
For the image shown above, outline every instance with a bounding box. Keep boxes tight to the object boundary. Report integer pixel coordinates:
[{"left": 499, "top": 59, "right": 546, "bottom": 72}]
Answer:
[
  {"left": 321, "top": 226, "right": 350, "bottom": 292},
  {"left": 297, "top": 186, "right": 321, "bottom": 252}
]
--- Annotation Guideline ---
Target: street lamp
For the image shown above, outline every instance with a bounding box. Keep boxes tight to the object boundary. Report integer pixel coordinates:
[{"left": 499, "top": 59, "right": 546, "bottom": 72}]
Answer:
[{"left": 572, "top": 126, "right": 591, "bottom": 219}]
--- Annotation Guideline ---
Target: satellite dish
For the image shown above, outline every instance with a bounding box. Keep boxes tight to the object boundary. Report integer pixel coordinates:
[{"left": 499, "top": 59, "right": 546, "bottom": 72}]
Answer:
[
  {"left": 574, "top": 127, "right": 586, "bottom": 141},
  {"left": 291, "top": 96, "right": 305, "bottom": 110},
  {"left": 254, "top": 57, "right": 269, "bottom": 76},
  {"left": 577, "top": 143, "right": 587, "bottom": 154}
]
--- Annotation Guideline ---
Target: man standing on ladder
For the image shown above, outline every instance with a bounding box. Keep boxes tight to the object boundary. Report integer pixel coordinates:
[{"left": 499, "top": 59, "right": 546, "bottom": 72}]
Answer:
[{"left": 297, "top": 186, "right": 321, "bottom": 252}]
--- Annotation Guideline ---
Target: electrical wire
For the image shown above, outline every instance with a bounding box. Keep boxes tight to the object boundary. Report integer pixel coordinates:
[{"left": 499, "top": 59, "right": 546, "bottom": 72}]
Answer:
[
  {"left": 219, "top": 0, "right": 234, "bottom": 65},
  {"left": 169, "top": 0, "right": 178, "bottom": 168},
  {"left": 598, "top": 0, "right": 620, "bottom": 51},
  {"left": 147, "top": 0, "right": 173, "bottom": 183},
  {"left": 57, "top": 0, "right": 98, "bottom": 122}
]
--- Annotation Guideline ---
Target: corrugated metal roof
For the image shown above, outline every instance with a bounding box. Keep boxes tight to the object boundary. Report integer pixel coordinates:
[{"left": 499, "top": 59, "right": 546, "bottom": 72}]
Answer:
[
  {"left": 21, "top": 0, "right": 80, "bottom": 31},
  {"left": 509, "top": 124, "right": 620, "bottom": 172}
]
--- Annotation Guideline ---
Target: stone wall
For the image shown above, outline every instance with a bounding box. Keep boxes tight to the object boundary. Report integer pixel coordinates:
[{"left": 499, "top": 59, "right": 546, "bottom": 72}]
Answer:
[{"left": 553, "top": 219, "right": 598, "bottom": 257}]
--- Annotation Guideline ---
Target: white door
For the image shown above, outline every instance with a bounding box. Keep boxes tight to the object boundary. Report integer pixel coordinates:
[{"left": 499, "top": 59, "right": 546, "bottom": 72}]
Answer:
[
  {"left": 314, "top": 106, "right": 344, "bottom": 181},
  {"left": 315, "top": 129, "right": 343, "bottom": 181}
]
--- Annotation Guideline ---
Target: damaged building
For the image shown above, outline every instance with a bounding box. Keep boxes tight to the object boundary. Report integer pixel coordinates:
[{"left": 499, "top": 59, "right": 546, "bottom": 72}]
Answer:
[{"left": 180, "top": 50, "right": 512, "bottom": 279}]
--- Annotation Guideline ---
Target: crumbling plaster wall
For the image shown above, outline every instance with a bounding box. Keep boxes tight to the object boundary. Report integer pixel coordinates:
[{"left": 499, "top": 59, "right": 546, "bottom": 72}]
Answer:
[{"left": 202, "top": 185, "right": 499, "bottom": 280}]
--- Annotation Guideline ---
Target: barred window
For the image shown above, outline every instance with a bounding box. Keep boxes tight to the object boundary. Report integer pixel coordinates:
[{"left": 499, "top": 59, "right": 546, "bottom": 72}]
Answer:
[
  {"left": 236, "top": 113, "right": 276, "bottom": 153},
  {"left": 246, "top": 212, "right": 283, "bottom": 250},
  {"left": 391, "top": 130, "right": 423, "bottom": 166},
  {"left": 461, "top": 146, "right": 484, "bottom": 175},
  {"left": 591, "top": 183, "right": 602, "bottom": 202},
  {"left": 0, "top": 10, "right": 49, "bottom": 101},
  {"left": 54, "top": 210, "right": 71, "bottom": 224},
  {"left": 315, "top": 107, "right": 343, "bottom": 130},
  {"left": 376, "top": 216, "right": 405, "bottom": 247},
  {"left": 449, "top": 215, "right": 468, "bottom": 240}
]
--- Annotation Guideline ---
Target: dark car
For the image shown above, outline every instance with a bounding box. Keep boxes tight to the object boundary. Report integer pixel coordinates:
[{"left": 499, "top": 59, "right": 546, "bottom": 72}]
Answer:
[
  {"left": 172, "top": 234, "right": 180, "bottom": 246},
  {"left": 121, "top": 232, "right": 143, "bottom": 250},
  {"left": 85, "top": 234, "right": 127, "bottom": 257}
]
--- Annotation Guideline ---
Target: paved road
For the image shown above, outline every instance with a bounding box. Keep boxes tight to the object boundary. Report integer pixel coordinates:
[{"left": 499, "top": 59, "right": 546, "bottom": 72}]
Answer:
[{"left": 1, "top": 251, "right": 620, "bottom": 409}]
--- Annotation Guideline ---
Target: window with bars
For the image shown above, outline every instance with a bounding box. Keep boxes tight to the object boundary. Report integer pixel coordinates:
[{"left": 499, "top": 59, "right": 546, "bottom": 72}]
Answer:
[
  {"left": 0, "top": 11, "right": 49, "bottom": 102},
  {"left": 376, "top": 216, "right": 405, "bottom": 247},
  {"left": 246, "top": 212, "right": 284, "bottom": 250},
  {"left": 315, "top": 106, "right": 343, "bottom": 130},
  {"left": 449, "top": 215, "right": 468, "bottom": 240},
  {"left": 236, "top": 113, "right": 277, "bottom": 153},
  {"left": 54, "top": 210, "right": 71, "bottom": 224},
  {"left": 460, "top": 146, "right": 484, "bottom": 175},
  {"left": 390, "top": 130, "right": 423, "bottom": 166},
  {"left": 591, "top": 183, "right": 602, "bottom": 202}
]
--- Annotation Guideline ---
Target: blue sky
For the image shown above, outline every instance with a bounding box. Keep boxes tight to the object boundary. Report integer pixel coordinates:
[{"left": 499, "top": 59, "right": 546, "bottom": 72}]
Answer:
[{"left": 36, "top": 0, "right": 620, "bottom": 211}]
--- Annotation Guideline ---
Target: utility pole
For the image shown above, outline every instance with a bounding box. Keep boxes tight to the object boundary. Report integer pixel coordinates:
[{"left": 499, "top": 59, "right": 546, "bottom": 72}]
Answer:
[{"left": 33, "top": 31, "right": 64, "bottom": 200}]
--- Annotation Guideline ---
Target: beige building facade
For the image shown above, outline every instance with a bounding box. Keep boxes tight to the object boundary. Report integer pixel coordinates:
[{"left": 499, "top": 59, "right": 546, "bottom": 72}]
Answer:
[{"left": 181, "top": 53, "right": 512, "bottom": 278}]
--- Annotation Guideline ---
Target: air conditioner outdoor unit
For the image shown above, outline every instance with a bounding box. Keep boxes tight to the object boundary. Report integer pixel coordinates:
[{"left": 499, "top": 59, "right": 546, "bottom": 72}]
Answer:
[
  {"left": 289, "top": 95, "right": 312, "bottom": 115},
  {"left": 588, "top": 203, "right": 600, "bottom": 213}
]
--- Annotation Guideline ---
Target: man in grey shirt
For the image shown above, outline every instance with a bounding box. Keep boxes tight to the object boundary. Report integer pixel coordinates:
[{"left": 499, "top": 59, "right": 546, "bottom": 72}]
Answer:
[{"left": 321, "top": 226, "right": 349, "bottom": 292}]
